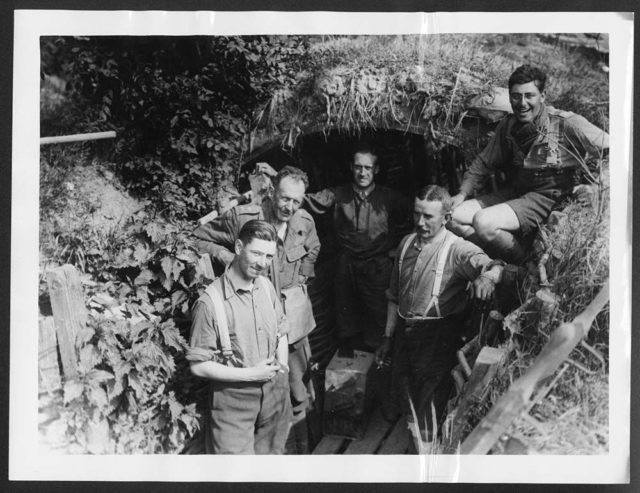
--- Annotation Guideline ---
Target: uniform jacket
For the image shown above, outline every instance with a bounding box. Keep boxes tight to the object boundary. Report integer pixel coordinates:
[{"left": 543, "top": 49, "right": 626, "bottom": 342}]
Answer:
[{"left": 193, "top": 198, "right": 321, "bottom": 293}]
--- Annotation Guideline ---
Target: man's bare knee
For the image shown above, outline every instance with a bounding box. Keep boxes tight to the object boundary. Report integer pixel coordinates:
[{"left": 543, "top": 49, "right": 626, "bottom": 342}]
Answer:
[{"left": 472, "top": 210, "right": 498, "bottom": 242}]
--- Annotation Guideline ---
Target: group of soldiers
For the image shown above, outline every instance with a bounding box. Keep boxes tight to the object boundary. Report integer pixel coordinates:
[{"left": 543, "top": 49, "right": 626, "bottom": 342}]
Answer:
[{"left": 186, "top": 64, "right": 609, "bottom": 454}]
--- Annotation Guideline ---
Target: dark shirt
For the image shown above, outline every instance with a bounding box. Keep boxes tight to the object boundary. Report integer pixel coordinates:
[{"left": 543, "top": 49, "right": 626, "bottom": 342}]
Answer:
[{"left": 305, "top": 184, "right": 411, "bottom": 260}]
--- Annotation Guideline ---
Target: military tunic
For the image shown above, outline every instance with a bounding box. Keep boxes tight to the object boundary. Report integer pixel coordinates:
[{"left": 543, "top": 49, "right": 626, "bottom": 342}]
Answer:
[{"left": 459, "top": 105, "right": 609, "bottom": 234}]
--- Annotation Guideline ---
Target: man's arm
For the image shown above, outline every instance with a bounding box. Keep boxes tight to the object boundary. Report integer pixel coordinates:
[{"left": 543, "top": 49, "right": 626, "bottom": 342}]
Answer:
[
  {"left": 564, "top": 114, "right": 609, "bottom": 158},
  {"left": 190, "top": 358, "right": 281, "bottom": 383},
  {"left": 375, "top": 301, "right": 399, "bottom": 366},
  {"left": 192, "top": 208, "right": 241, "bottom": 266},
  {"left": 300, "top": 214, "right": 321, "bottom": 280},
  {"left": 456, "top": 117, "right": 511, "bottom": 201},
  {"left": 453, "top": 241, "right": 505, "bottom": 300}
]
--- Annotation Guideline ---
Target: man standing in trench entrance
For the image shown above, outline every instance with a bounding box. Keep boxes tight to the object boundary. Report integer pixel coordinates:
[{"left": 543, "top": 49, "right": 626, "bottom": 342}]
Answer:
[
  {"left": 448, "top": 64, "right": 609, "bottom": 263},
  {"left": 192, "top": 166, "right": 320, "bottom": 435},
  {"left": 376, "top": 185, "right": 504, "bottom": 446},
  {"left": 305, "top": 142, "right": 411, "bottom": 353}
]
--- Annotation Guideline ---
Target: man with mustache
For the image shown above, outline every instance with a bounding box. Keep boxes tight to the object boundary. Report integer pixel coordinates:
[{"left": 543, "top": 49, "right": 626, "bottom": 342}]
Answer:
[
  {"left": 193, "top": 166, "right": 320, "bottom": 425},
  {"left": 376, "top": 185, "right": 504, "bottom": 444},
  {"left": 305, "top": 142, "right": 411, "bottom": 353},
  {"left": 449, "top": 64, "right": 609, "bottom": 263},
  {"left": 188, "top": 220, "right": 290, "bottom": 454}
]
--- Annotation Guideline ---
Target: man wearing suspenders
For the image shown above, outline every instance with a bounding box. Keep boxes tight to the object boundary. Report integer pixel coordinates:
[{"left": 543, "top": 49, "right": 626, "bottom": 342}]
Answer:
[
  {"left": 376, "top": 185, "right": 504, "bottom": 443},
  {"left": 187, "top": 220, "right": 291, "bottom": 454},
  {"left": 192, "top": 166, "right": 320, "bottom": 423},
  {"left": 449, "top": 64, "right": 609, "bottom": 263}
]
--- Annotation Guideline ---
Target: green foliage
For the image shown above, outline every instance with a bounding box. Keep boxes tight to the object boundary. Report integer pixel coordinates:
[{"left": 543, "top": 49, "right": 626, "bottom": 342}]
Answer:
[
  {"left": 41, "top": 35, "right": 310, "bottom": 220},
  {"left": 61, "top": 316, "right": 200, "bottom": 453},
  {"left": 43, "top": 202, "right": 215, "bottom": 453}
]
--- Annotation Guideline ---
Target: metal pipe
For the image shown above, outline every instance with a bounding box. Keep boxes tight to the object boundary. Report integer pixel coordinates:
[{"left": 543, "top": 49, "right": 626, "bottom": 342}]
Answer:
[{"left": 40, "top": 131, "right": 116, "bottom": 145}]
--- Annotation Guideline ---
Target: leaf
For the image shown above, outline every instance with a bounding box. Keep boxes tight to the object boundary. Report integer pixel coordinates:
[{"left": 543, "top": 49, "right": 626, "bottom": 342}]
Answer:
[
  {"left": 161, "top": 320, "right": 186, "bottom": 352},
  {"left": 133, "top": 243, "right": 152, "bottom": 264},
  {"left": 145, "top": 222, "right": 166, "bottom": 244},
  {"left": 170, "top": 290, "right": 187, "bottom": 311},
  {"left": 64, "top": 380, "right": 85, "bottom": 404},
  {"left": 172, "top": 259, "right": 185, "bottom": 281},
  {"left": 79, "top": 345, "right": 102, "bottom": 372},
  {"left": 161, "top": 256, "right": 174, "bottom": 290},
  {"left": 87, "top": 369, "right": 115, "bottom": 384},
  {"left": 134, "top": 269, "right": 154, "bottom": 286},
  {"left": 89, "top": 386, "right": 109, "bottom": 409},
  {"left": 127, "top": 372, "right": 145, "bottom": 399}
]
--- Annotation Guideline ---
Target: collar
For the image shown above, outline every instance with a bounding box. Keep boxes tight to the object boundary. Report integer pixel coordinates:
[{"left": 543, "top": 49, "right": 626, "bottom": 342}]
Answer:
[
  {"left": 352, "top": 182, "right": 376, "bottom": 201},
  {"left": 222, "top": 264, "right": 256, "bottom": 299}
]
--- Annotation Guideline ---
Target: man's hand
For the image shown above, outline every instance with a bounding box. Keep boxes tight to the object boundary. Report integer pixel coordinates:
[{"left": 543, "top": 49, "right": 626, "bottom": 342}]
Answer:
[
  {"left": 250, "top": 357, "right": 281, "bottom": 382},
  {"left": 256, "top": 162, "right": 278, "bottom": 177},
  {"left": 451, "top": 193, "right": 467, "bottom": 210},
  {"left": 472, "top": 275, "right": 496, "bottom": 301},
  {"left": 298, "top": 274, "right": 308, "bottom": 285},
  {"left": 375, "top": 338, "right": 393, "bottom": 367}
]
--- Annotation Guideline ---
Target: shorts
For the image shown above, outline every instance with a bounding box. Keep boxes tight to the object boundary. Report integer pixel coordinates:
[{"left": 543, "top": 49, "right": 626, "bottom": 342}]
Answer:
[{"left": 476, "top": 167, "right": 576, "bottom": 235}]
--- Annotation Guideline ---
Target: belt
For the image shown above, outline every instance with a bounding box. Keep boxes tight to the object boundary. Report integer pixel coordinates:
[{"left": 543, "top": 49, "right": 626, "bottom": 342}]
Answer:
[{"left": 520, "top": 166, "right": 577, "bottom": 177}]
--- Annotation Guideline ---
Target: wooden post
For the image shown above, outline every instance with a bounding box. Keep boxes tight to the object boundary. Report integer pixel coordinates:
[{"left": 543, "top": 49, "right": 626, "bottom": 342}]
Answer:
[
  {"left": 38, "top": 316, "right": 62, "bottom": 392},
  {"left": 46, "top": 265, "right": 87, "bottom": 379}
]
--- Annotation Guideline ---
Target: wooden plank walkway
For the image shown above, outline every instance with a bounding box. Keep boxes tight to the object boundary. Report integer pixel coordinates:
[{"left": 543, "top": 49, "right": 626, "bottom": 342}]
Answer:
[{"left": 312, "top": 409, "right": 412, "bottom": 455}]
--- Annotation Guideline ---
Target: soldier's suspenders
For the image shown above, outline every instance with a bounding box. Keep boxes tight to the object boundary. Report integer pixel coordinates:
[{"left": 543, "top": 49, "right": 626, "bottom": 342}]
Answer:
[
  {"left": 397, "top": 231, "right": 456, "bottom": 320},
  {"left": 205, "top": 276, "right": 273, "bottom": 357}
]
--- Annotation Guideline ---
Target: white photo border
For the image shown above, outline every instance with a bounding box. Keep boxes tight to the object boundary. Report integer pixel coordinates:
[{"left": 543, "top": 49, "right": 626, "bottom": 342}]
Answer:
[{"left": 11, "top": 10, "right": 633, "bottom": 483}]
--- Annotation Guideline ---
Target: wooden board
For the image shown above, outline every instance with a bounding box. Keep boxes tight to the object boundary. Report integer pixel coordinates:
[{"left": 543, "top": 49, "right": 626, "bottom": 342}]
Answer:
[
  {"left": 46, "top": 265, "right": 87, "bottom": 379},
  {"left": 343, "top": 409, "right": 393, "bottom": 455},
  {"left": 378, "top": 417, "right": 411, "bottom": 455},
  {"left": 38, "top": 316, "right": 62, "bottom": 392},
  {"left": 312, "top": 434, "right": 348, "bottom": 455}
]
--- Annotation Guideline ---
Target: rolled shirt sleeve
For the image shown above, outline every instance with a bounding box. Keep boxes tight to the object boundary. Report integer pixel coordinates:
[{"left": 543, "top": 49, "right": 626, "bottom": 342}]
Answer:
[{"left": 186, "top": 298, "right": 221, "bottom": 363}]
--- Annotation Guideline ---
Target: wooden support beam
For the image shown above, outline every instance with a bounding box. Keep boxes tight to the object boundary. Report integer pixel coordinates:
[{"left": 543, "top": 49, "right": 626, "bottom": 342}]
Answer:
[
  {"left": 46, "top": 265, "right": 87, "bottom": 379},
  {"left": 460, "top": 280, "right": 609, "bottom": 455}
]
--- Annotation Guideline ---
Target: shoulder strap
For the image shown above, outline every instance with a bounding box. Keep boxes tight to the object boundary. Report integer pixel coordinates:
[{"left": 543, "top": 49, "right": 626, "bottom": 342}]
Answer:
[
  {"left": 204, "top": 283, "right": 233, "bottom": 357},
  {"left": 398, "top": 233, "right": 417, "bottom": 272},
  {"left": 423, "top": 232, "right": 457, "bottom": 318}
]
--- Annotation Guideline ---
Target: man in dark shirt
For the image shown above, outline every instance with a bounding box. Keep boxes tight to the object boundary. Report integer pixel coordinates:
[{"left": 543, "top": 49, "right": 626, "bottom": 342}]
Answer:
[
  {"left": 305, "top": 143, "right": 411, "bottom": 351},
  {"left": 449, "top": 64, "right": 609, "bottom": 263}
]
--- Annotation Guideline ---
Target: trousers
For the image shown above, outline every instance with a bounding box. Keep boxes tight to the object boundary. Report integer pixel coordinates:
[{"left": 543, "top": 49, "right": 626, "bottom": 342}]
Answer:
[
  {"left": 205, "top": 370, "right": 292, "bottom": 454},
  {"left": 335, "top": 252, "right": 393, "bottom": 349},
  {"left": 390, "top": 316, "right": 462, "bottom": 438}
]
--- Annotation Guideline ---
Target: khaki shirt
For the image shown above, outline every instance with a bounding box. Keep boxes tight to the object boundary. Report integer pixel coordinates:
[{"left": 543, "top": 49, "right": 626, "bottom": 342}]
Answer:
[
  {"left": 386, "top": 231, "right": 492, "bottom": 319},
  {"left": 192, "top": 198, "right": 320, "bottom": 292},
  {"left": 187, "top": 268, "right": 288, "bottom": 367}
]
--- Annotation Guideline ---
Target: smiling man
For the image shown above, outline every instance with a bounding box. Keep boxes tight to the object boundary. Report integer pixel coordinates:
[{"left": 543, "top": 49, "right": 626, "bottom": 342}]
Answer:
[
  {"left": 449, "top": 64, "right": 609, "bottom": 263},
  {"left": 188, "top": 220, "right": 291, "bottom": 454},
  {"left": 376, "top": 185, "right": 504, "bottom": 445},
  {"left": 305, "top": 142, "right": 411, "bottom": 352},
  {"left": 192, "top": 165, "right": 320, "bottom": 425}
]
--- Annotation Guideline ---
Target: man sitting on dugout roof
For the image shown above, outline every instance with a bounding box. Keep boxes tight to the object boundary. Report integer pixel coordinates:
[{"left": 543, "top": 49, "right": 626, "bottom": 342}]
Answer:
[{"left": 448, "top": 64, "right": 609, "bottom": 263}]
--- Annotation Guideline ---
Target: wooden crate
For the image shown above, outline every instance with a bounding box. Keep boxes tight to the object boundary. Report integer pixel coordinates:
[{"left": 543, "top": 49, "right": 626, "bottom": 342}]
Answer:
[{"left": 323, "top": 350, "right": 375, "bottom": 439}]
